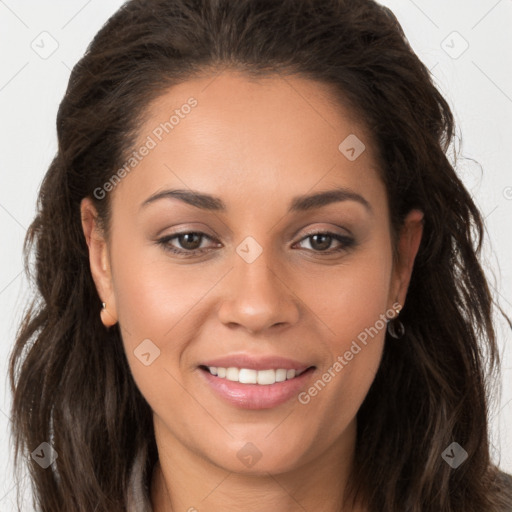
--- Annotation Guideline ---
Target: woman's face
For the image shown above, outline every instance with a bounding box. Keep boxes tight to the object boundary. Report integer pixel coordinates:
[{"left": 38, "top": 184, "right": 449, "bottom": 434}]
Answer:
[{"left": 82, "top": 71, "right": 422, "bottom": 475}]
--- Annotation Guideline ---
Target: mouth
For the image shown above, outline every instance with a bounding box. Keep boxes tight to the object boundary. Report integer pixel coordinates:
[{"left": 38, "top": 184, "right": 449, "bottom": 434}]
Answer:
[
  {"left": 198, "top": 365, "right": 316, "bottom": 409},
  {"left": 199, "top": 365, "right": 313, "bottom": 385}
]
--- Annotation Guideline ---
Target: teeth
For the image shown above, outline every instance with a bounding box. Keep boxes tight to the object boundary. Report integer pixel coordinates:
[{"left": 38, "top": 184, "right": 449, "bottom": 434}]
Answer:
[
  {"left": 206, "top": 366, "right": 305, "bottom": 385},
  {"left": 275, "top": 369, "right": 287, "bottom": 382}
]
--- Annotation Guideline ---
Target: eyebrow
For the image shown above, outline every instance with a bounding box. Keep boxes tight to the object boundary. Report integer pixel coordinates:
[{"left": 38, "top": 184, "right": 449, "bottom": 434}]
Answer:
[{"left": 140, "top": 186, "right": 372, "bottom": 214}]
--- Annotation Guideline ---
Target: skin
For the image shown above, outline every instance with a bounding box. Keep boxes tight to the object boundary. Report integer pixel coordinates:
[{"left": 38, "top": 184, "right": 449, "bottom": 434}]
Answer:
[{"left": 81, "top": 71, "right": 423, "bottom": 512}]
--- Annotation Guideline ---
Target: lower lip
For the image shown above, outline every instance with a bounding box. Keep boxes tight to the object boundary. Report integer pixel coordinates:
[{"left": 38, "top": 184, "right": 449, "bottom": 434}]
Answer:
[{"left": 199, "top": 367, "right": 315, "bottom": 410}]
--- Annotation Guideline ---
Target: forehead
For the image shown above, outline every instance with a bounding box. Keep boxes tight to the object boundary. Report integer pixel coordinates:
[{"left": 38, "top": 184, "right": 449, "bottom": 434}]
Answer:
[{"left": 110, "top": 71, "right": 385, "bottom": 215}]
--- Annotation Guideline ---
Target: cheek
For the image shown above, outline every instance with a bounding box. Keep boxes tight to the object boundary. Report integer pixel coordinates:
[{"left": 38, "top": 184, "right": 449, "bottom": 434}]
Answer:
[
  {"left": 301, "top": 239, "right": 392, "bottom": 418},
  {"left": 109, "top": 249, "right": 204, "bottom": 415},
  {"left": 110, "top": 234, "right": 211, "bottom": 342},
  {"left": 309, "top": 243, "right": 393, "bottom": 343}
]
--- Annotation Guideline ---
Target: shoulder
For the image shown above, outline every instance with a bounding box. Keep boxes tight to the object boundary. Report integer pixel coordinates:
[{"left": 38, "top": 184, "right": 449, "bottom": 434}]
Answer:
[
  {"left": 492, "top": 470, "right": 512, "bottom": 512},
  {"left": 495, "top": 469, "right": 512, "bottom": 488}
]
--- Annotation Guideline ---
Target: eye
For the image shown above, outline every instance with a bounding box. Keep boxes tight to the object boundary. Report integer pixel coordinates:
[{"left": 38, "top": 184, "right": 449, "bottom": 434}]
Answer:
[
  {"left": 294, "top": 231, "right": 355, "bottom": 253},
  {"left": 157, "top": 231, "right": 220, "bottom": 256}
]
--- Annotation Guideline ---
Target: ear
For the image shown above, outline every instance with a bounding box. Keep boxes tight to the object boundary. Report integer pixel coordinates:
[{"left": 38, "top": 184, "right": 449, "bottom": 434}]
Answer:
[
  {"left": 389, "top": 209, "right": 424, "bottom": 310},
  {"left": 80, "top": 197, "right": 118, "bottom": 327}
]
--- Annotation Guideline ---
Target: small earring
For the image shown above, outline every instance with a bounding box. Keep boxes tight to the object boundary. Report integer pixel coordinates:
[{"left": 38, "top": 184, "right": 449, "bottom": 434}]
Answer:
[
  {"left": 387, "top": 318, "right": 405, "bottom": 339},
  {"left": 100, "top": 301, "right": 117, "bottom": 328},
  {"left": 387, "top": 301, "right": 405, "bottom": 339}
]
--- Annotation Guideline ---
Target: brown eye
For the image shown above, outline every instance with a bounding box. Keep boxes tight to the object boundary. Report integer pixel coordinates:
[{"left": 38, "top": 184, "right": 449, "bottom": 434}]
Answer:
[
  {"left": 176, "top": 233, "right": 203, "bottom": 250},
  {"left": 308, "top": 233, "right": 333, "bottom": 251},
  {"left": 157, "top": 231, "right": 220, "bottom": 256},
  {"left": 296, "top": 232, "right": 355, "bottom": 254}
]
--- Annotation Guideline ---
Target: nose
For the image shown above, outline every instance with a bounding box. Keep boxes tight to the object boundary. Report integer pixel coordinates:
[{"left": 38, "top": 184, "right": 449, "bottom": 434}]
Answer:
[{"left": 217, "top": 246, "right": 300, "bottom": 334}]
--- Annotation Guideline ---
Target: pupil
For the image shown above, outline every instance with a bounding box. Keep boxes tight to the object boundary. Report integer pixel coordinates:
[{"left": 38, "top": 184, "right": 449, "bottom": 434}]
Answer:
[
  {"left": 311, "top": 234, "right": 331, "bottom": 251},
  {"left": 181, "top": 233, "right": 200, "bottom": 249}
]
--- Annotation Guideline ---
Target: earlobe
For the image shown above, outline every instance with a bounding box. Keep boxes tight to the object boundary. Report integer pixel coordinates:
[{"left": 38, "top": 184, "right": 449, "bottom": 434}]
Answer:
[
  {"left": 394, "top": 209, "right": 424, "bottom": 307},
  {"left": 100, "top": 301, "right": 118, "bottom": 328},
  {"left": 80, "top": 197, "right": 118, "bottom": 327}
]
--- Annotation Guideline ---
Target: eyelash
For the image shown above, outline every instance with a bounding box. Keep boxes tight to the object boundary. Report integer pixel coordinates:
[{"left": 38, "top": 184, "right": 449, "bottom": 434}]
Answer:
[{"left": 156, "top": 230, "right": 355, "bottom": 257}]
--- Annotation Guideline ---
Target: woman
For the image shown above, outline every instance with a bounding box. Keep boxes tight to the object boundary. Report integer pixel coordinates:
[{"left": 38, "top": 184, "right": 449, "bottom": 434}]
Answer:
[{"left": 9, "top": 0, "right": 512, "bottom": 510}]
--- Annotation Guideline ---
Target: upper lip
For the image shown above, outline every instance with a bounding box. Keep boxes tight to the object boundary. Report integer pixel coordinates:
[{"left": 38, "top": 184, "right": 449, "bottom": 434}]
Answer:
[{"left": 200, "top": 354, "right": 313, "bottom": 372}]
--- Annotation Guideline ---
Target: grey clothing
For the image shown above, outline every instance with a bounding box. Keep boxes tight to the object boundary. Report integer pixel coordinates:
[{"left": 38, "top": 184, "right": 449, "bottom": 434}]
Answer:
[{"left": 126, "top": 447, "right": 153, "bottom": 512}]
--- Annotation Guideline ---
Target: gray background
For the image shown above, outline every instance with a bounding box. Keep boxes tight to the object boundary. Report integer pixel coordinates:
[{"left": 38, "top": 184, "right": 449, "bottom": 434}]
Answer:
[{"left": 1, "top": 0, "right": 511, "bottom": 508}]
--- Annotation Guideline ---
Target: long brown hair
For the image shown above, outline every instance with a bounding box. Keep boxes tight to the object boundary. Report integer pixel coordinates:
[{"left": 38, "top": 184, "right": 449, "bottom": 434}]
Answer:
[{"left": 9, "top": 0, "right": 512, "bottom": 510}]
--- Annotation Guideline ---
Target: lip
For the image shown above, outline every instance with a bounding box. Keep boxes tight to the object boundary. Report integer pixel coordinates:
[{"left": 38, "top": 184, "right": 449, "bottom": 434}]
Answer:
[
  {"left": 200, "top": 354, "right": 311, "bottom": 372},
  {"left": 199, "top": 365, "right": 316, "bottom": 410}
]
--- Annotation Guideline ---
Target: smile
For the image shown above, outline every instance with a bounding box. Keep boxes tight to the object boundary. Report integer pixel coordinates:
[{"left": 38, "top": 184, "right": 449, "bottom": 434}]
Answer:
[
  {"left": 199, "top": 365, "right": 316, "bottom": 409},
  {"left": 203, "top": 366, "right": 309, "bottom": 385}
]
